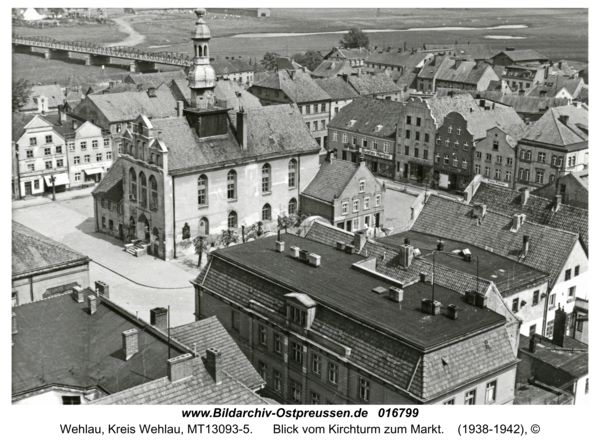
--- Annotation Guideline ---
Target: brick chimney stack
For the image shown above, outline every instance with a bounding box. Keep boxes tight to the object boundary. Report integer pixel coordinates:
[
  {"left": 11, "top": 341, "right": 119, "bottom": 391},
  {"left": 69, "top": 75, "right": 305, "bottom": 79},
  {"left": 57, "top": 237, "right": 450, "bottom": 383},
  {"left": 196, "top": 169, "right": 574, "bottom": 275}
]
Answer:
[
  {"left": 205, "top": 348, "right": 223, "bottom": 385},
  {"left": 354, "top": 229, "right": 367, "bottom": 252},
  {"left": 88, "top": 294, "right": 97, "bottom": 315},
  {"left": 168, "top": 353, "right": 194, "bottom": 382},
  {"left": 150, "top": 307, "right": 168, "bottom": 332},
  {"left": 122, "top": 329, "right": 139, "bottom": 361},
  {"left": 552, "top": 304, "right": 568, "bottom": 347}
]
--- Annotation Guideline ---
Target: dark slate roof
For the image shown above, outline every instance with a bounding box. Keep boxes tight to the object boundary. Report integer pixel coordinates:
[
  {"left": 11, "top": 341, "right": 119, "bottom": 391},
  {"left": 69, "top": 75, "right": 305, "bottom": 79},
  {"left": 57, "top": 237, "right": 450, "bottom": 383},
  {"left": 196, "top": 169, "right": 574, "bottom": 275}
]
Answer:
[
  {"left": 477, "top": 91, "right": 570, "bottom": 114},
  {"left": 412, "top": 195, "right": 580, "bottom": 289},
  {"left": 328, "top": 96, "right": 403, "bottom": 137},
  {"left": 301, "top": 160, "right": 360, "bottom": 203},
  {"left": 518, "top": 335, "right": 588, "bottom": 378},
  {"left": 528, "top": 75, "right": 584, "bottom": 99},
  {"left": 454, "top": 43, "right": 495, "bottom": 60},
  {"left": 171, "top": 316, "right": 264, "bottom": 391},
  {"left": 12, "top": 112, "right": 35, "bottom": 141},
  {"left": 170, "top": 79, "right": 191, "bottom": 105},
  {"left": 12, "top": 292, "right": 189, "bottom": 398},
  {"left": 276, "top": 57, "right": 298, "bottom": 71},
  {"left": 155, "top": 104, "right": 320, "bottom": 174},
  {"left": 458, "top": 107, "right": 525, "bottom": 140},
  {"left": 418, "top": 56, "right": 455, "bottom": 81},
  {"left": 571, "top": 169, "right": 589, "bottom": 190},
  {"left": 125, "top": 70, "right": 187, "bottom": 88},
  {"left": 214, "top": 80, "right": 262, "bottom": 111},
  {"left": 436, "top": 60, "right": 477, "bottom": 83},
  {"left": 12, "top": 221, "right": 90, "bottom": 278},
  {"left": 472, "top": 182, "right": 588, "bottom": 254},
  {"left": 347, "top": 73, "right": 402, "bottom": 95},
  {"left": 252, "top": 69, "right": 330, "bottom": 103},
  {"left": 196, "top": 232, "right": 516, "bottom": 400},
  {"left": 366, "top": 50, "right": 429, "bottom": 68},
  {"left": 311, "top": 59, "right": 357, "bottom": 79},
  {"left": 92, "top": 157, "right": 124, "bottom": 202},
  {"left": 494, "top": 49, "right": 548, "bottom": 62},
  {"left": 314, "top": 77, "right": 360, "bottom": 100},
  {"left": 91, "top": 357, "right": 269, "bottom": 405},
  {"left": 78, "top": 90, "right": 178, "bottom": 122},
  {"left": 522, "top": 107, "right": 588, "bottom": 146}
]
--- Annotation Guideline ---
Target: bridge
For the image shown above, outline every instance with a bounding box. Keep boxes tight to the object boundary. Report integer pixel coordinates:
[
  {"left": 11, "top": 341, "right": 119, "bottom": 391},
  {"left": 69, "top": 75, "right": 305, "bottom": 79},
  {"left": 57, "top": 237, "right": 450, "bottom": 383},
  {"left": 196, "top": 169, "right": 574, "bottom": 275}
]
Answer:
[{"left": 12, "top": 34, "right": 194, "bottom": 72}]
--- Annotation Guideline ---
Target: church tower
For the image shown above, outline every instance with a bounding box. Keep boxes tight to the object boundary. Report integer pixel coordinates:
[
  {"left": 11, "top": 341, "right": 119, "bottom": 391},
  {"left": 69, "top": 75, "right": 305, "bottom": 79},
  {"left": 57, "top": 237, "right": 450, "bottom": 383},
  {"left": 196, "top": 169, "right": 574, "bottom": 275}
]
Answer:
[{"left": 188, "top": 8, "right": 216, "bottom": 109}]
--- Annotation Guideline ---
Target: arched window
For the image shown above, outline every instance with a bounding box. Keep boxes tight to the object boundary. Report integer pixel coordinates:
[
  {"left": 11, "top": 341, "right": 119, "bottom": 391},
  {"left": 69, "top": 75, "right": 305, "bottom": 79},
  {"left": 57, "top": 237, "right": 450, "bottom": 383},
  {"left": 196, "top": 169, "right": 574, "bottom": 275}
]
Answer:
[
  {"left": 129, "top": 168, "right": 137, "bottom": 201},
  {"left": 199, "top": 217, "right": 209, "bottom": 236},
  {"left": 262, "top": 203, "right": 272, "bottom": 221},
  {"left": 289, "top": 198, "right": 298, "bottom": 215},
  {"left": 227, "top": 170, "right": 237, "bottom": 200},
  {"left": 139, "top": 172, "right": 147, "bottom": 207},
  {"left": 198, "top": 174, "right": 208, "bottom": 206},
  {"left": 288, "top": 159, "right": 297, "bottom": 188},
  {"left": 152, "top": 227, "right": 159, "bottom": 241},
  {"left": 228, "top": 211, "right": 237, "bottom": 229},
  {"left": 262, "top": 163, "right": 271, "bottom": 193},
  {"left": 101, "top": 216, "right": 106, "bottom": 229},
  {"left": 149, "top": 175, "right": 158, "bottom": 210}
]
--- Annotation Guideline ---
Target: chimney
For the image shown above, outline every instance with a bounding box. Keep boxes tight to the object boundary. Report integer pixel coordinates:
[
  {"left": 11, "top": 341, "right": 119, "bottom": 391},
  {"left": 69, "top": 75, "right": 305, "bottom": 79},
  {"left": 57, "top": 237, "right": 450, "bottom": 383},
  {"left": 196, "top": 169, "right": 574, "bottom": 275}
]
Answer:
[
  {"left": 354, "top": 229, "right": 367, "bottom": 252},
  {"left": 12, "top": 313, "right": 17, "bottom": 335},
  {"left": 419, "top": 272, "right": 429, "bottom": 283},
  {"left": 122, "top": 328, "right": 139, "bottom": 361},
  {"left": 344, "top": 244, "right": 354, "bottom": 254},
  {"left": 236, "top": 107, "right": 248, "bottom": 150},
  {"left": 58, "top": 105, "right": 66, "bottom": 125},
  {"left": 511, "top": 213, "right": 526, "bottom": 232},
  {"left": 275, "top": 234, "right": 285, "bottom": 253},
  {"left": 290, "top": 246, "right": 300, "bottom": 259},
  {"left": 109, "top": 81, "right": 115, "bottom": 89},
  {"left": 404, "top": 237, "right": 410, "bottom": 245},
  {"left": 95, "top": 281, "right": 109, "bottom": 299},
  {"left": 521, "top": 188, "right": 529, "bottom": 205},
  {"left": 558, "top": 115, "right": 569, "bottom": 126},
  {"left": 336, "top": 241, "right": 346, "bottom": 251},
  {"left": 421, "top": 299, "right": 442, "bottom": 315},
  {"left": 552, "top": 304, "right": 568, "bottom": 347},
  {"left": 150, "top": 307, "right": 168, "bottom": 332},
  {"left": 167, "top": 353, "right": 194, "bottom": 382},
  {"left": 205, "top": 348, "right": 223, "bottom": 385},
  {"left": 308, "top": 253, "right": 322, "bottom": 267},
  {"left": 137, "top": 84, "right": 144, "bottom": 91},
  {"left": 72, "top": 286, "right": 85, "bottom": 303},
  {"left": 465, "top": 290, "right": 477, "bottom": 305},
  {"left": 544, "top": 66, "right": 549, "bottom": 79},
  {"left": 88, "top": 294, "right": 97, "bottom": 315},
  {"left": 72, "top": 120, "right": 78, "bottom": 130},
  {"left": 388, "top": 287, "right": 403, "bottom": 302},
  {"left": 437, "top": 240, "right": 444, "bottom": 251},
  {"left": 398, "top": 244, "right": 414, "bottom": 268},
  {"left": 177, "top": 100, "right": 184, "bottom": 117},
  {"left": 475, "top": 293, "right": 488, "bottom": 308},
  {"left": 473, "top": 203, "right": 487, "bottom": 219},
  {"left": 447, "top": 304, "right": 459, "bottom": 320},
  {"left": 529, "top": 334, "right": 540, "bottom": 353},
  {"left": 148, "top": 87, "right": 157, "bottom": 98},
  {"left": 558, "top": 61, "right": 563, "bottom": 70},
  {"left": 522, "top": 235, "right": 530, "bottom": 256}
]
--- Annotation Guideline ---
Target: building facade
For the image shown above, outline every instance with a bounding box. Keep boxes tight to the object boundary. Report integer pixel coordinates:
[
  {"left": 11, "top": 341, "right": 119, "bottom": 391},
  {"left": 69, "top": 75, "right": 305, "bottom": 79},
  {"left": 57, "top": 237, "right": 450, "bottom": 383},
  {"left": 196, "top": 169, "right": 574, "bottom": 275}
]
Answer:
[
  {"left": 434, "top": 111, "right": 474, "bottom": 191},
  {"left": 473, "top": 127, "right": 518, "bottom": 189}
]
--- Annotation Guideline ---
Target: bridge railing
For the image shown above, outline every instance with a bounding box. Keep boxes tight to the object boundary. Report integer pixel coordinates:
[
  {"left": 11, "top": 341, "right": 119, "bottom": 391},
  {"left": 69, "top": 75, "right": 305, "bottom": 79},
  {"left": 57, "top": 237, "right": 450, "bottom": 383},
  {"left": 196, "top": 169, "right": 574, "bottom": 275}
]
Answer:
[{"left": 12, "top": 34, "right": 192, "bottom": 66}]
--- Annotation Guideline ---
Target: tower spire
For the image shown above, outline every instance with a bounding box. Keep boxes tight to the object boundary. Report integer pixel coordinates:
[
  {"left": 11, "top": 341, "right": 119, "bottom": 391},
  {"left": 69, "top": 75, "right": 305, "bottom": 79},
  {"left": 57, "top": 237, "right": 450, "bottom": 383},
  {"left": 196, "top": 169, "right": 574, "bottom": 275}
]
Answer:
[{"left": 188, "top": 8, "right": 216, "bottom": 109}]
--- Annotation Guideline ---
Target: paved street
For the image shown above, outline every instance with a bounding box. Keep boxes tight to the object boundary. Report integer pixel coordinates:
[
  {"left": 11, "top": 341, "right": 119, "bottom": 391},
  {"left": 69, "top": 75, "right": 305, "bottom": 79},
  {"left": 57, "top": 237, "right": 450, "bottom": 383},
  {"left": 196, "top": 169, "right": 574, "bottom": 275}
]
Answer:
[{"left": 12, "top": 192, "right": 199, "bottom": 328}]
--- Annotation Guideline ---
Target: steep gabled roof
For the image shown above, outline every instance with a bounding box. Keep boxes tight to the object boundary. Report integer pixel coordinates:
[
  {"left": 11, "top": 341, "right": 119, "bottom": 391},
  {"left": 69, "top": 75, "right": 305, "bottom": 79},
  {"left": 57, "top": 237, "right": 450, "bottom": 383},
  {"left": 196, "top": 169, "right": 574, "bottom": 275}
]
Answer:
[
  {"left": 411, "top": 195, "right": 580, "bottom": 289},
  {"left": 12, "top": 112, "right": 36, "bottom": 141},
  {"left": 426, "top": 94, "right": 480, "bottom": 127},
  {"left": 522, "top": 107, "right": 588, "bottom": 146},
  {"left": 454, "top": 43, "right": 495, "bottom": 60},
  {"left": 347, "top": 73, "right": 402, "bottom": 95},
  {"left": 214, "top": 80, "right": 262, "bottom": 111},
  {"left": 366, "top": 50, "right": 430, "bottom": 68},
  {"left": 12, "top": 221, "right": 90, "bottom": 278},
  {"left": 92, "top": 157, "right": 124, "bottom": 202},
  {"left": 314, "top": 77, "right": 360, "bottom": 100},
  {"left": 472, "top": 182, "right": 588, "bottom": 254},
  {"left": 311, "top": 59, "right": 357, "bottom": 78},
  {"left": 252, "top": 69, "right": 330, "bottom": 103},
  {"left": 528, "top": 75, "right": 584, "bottom": 99},
  {"left": 494, "top": 49, "right": 548, "bottom": 63},
  {"left": 456, "top": 107, "right": 524, "bottom": 140},
  {"left": 328, "top": 96, "right": 403, "bottom": 137},
  {"left": 171, "top": 316, "right": 264, "bottom": 391},
  {"left": 124, "top": 70, "right": 187, "bottom": 88},
  {"left": 301, "top": 160, "right": 361, "bottom": 203},
  {"left": 20, "top": 84, "right": 66, "bottom": 111},
  {"left": 78, "top": 89, "right": 178, "bottom": 122}
]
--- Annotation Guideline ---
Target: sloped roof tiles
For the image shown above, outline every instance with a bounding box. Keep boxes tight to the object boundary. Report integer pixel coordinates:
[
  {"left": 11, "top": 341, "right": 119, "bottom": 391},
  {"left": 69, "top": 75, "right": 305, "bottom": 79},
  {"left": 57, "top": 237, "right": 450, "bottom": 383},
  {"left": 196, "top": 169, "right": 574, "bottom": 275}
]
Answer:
[
  {"left": 78, "top": 89, "right": 178, "bottom": 122},
  {"left": 328, "top": 96, "right": 403, "bottom": 137},
  {"left": 301, "top": 160, "right": 361, "bottom": 203},
  {"left": 314, "top": 77, "right": 360, "bottom": 100},
  {"left": 522, "top": 107, "right": 588, "bottom": 146}
]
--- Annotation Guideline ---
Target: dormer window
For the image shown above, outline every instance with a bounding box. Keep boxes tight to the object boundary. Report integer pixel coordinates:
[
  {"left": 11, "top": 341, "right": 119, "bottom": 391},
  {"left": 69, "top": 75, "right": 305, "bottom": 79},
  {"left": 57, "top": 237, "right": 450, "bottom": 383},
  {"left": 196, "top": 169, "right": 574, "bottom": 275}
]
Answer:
[
  {"left": 349, "top": 120, "right": 356, "bottom": 127},
  {"left": 291, "top": 306, "right": 307, "bottom": 327}
]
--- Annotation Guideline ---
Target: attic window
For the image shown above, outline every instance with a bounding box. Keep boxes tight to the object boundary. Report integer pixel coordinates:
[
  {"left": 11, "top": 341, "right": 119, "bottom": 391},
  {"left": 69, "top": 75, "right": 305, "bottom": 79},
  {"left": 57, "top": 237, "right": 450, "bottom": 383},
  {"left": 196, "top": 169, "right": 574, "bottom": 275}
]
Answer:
[
  {"left": 209, "top": 143, "right": 215, "bottom": 148},
  {"left": 348, "top": 120, "right": 357, "bottom": 127},
  {"left": 442, "top": 358, "right": 449, "bottom": 367},
  {"left": 375, "top": 125, "right": 383, "bottom": 132}
]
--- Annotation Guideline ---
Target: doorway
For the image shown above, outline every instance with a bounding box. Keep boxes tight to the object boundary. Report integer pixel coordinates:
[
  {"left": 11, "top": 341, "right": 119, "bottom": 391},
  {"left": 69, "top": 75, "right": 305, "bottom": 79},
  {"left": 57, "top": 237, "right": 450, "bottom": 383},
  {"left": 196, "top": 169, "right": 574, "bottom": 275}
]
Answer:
[{"left": 24, "top": 182, "right": 32, "bottom": 196}]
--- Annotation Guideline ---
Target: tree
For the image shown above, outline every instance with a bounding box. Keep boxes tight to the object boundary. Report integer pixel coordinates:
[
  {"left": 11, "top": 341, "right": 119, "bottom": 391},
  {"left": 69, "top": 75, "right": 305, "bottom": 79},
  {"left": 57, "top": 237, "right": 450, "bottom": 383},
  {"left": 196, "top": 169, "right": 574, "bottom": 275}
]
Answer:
[
  {"left": 12, "top": 78, "right": 33, "bottom": 112},
  {"left": 339, "top": 28, "right": 369, "bottom": 49},
  {"left": 193, "top": 236, "right": 209, "bottom": 267},
  {"left": 216, "top": 229, "right": 239, "bottom": 247},
  {"left": 277, "top": 212, "right": 307, "bottom": 233},
  {"left": 260, "top": 52, "right": 280, "bottom": 71},
  {"left": 291, "top": 50, "right": 324, "bottom": 71}
]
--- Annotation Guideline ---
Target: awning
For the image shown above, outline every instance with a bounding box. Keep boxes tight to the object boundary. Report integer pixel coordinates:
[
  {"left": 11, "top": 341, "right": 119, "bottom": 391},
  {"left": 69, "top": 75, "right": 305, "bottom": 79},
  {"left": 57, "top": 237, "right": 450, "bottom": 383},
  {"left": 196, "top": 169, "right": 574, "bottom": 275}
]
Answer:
[
  {"left": 84, "top": 167, "right": 104, "bottom": 176},
  {"left": 44, "top": 173, "right": 70, "bottom": 187}
]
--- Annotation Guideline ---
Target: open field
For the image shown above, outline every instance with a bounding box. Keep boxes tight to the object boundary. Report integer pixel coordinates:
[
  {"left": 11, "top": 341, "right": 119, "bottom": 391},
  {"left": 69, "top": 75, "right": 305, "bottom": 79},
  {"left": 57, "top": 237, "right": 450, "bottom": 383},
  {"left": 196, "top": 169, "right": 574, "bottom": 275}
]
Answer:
[{"left": 13, "top": 8, "right": 588, "bottom": 86}]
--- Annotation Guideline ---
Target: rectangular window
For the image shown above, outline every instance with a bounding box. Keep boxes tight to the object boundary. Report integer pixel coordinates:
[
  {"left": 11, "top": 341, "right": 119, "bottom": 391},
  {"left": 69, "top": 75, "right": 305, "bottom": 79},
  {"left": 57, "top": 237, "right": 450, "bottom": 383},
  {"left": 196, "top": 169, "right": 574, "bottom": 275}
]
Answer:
[
  {"left": 506, "top": 171, "right": 512, "bottom": 182},
  {"left": 443, "top": 399, "right": 455, "bottom": 405},
  {"left": 311, "top": 391, "right": 320, "bottom": 405},
  {"left": 342, "top": 202, "right": 349, "bottom": 215},
  {"left": 45, "top": 161, "right": 52, "bottom": 170},
  {"left": 423, "top": 149, "right": 429, "bottom": 160},
  {"left": 486, "top": 153, "right": 492, "bottom": 161},
  {"left": 274, "top": 371, "right": 282, "bottom": 393},
  {"left": 549, "top": 293, "right": 556, "bottom": 307},
  {"left": 232, "top": 310, "right": 240, "bottom": 332},
  {"left": 475, "top": 164, "right": 481, "bottom": 174},
  {"left": 536, "top": 171, "right": 544, "bottom": 184},
  {"left": 353, "top": 200, "right": 359, "bottom": 212},
  {"left": 546, "top": 320, "right": 554, "bottom": 339},
  {"left": 569, "top": 286, "right": 576, "bottom": 297},
  {"left": 404, "top": 146, "right": 410, "bottom": 156},
  {"left": 495, "top": 169, "right": 501, "bottom": 179},
  {"left": 373, "top": 141, "right": 378, "bottom": 151},
  {"left": 107, "top": 152, "right": 112, "bottom": 160},
  {"left": 453, "top": 156, "right": 458, "bottom": 167},
  {"left": 538, "top": 152, "right": 546, "bottom": 163},
  {"left": 364, "top": 197, "right": 370, "bottom": 210},
  {"left": 445, "top": 139, "right": 450, "bottom": 147},
  {"left": 406, "top": 116, "right": 411, "bottom": 125},
  {"left": 321, "top": 120, "right": 326, "bottom": 130},
  {"left": 492, "top": 140, "right": 499, "bottom": 150},
  {"left": 375, "top": 195, "right": 381, "bottom": 207},
  {"left": 465, "top": 389, "right": 476, "bottom": 405},
  {"left": 61, "top": 396, "right": 81, "bottom": 405},
  {"left": 84, "top": 155, "right": 90, "bottom": 163},
  {"left": 476, "top": 151, "right": 482, "bottom": 159},
  {"left": 56, "top": 159, "right": 64, "bottom": 168},
  {"left": 444, "top": 155, "right": 449, "bottom": 165},
  {"left": 306, "top": 122, "right": 310, "bottom": 131},
  {"left": 424, "top": 133, "right": 429, "bottom": 143},
  {"left": 55, "top": 145, "right": 62, "bottom": 154},
  {"left": 30, "top": 137, "right": 37, "bottom": 146},
  {"left": 290, "top": 380, "right": 302, "bottom": 403},
  {"left": 291, "top": 342, "right": 303, "bottom": 365},
  {"left": 485, "top": 166, "right": 490, "bottom": 176},
  {"left": 328, "top": 362, "right": 339, "bottom": 385},
  {"left": 92, "top": 140, "right": 98, "bottom": 148},
  {"left": 507, "top": 157, "right": 513, "bottom": 166},
  {"left": 415, "top": 131, "right": 420, "bottom": 141},
  {"left": 33, "top": 179, "right": 40, "bottom": 189},
  {"left": 258, "top": 325, "right": 267, "bottom": 346},
  {"left": 274, "top": 333, "right": 282, "bottom": 354},
  {"left": 26, "top": 149, "right": 33, "bottom": 158},
  {"left": 416, "top": 117, "right": 421, "bottom": 126},
  {"left": 312, "top": 353, "right": 322, "bottom": 375},
  {"left": 74, "top": 173, "right": 81, "bottom": 182},
  {"left": 104, "top": 138, "right": 110, "bottom": 147},
  {"left": 574, "top": 265, "right": 580, "bottom": 277},
  {"left": 68, "top": 142, "right": 75, "bottom": 151},
  {"left": 533, "top": 290, "right": 540, "bottom": 306},
  {"left": 321, "top": 103, "right": 326, "bottom": 113},
  {"left": 352, "top": 136, "right": 357, "bottom": 146},
  {"left": 80, "top": 141, "right": 87, "bottom": 150},
  {"left": 383, "top": 142, "right": 389, "bottom": 153},
  {"left": 496, "top": 155, "right": 503, "bottom": 163},
  {"left": 405, "top": 130, "right": 410, "bottom": 139},
  {"left": 96, "top": 153, "right": 102, "bottom": 162},
  {"left": 312, "top": 121, "right": 318, "bottom": 131},
  {"left": 342, "top": 133, "right": 348, "bottom": 143},
  {"left": 414, "top": 147, "right": 419, "bottom": 158},
  {"left": 352, "top": 218, "right": 358, "bottom": 231},
  {"left": 333, "top": 131, "right": 338, "bottom": 142},
  {"left": 44, "top": 147, "right": 52, "bottom": 156},
  {"left": 362, "top": 138, "right": 368, "bottom": 148},
  {"left": 258, "top": 361, "right": 267, "bottom": 381},
  {"left": 565, "top": 269, "right": 571, "bottom": 281},
  {"left": 512, "top": 298, "right": 519, "bottom": 313},
  {"left": 485, "top": 381, "right": 497, "bottom": 404},
  {"left": 27, "top": 164, "right": 34, "bottom": 171},
  {"left": 359, "top": 377, "right": 370, "bottom": 402}
]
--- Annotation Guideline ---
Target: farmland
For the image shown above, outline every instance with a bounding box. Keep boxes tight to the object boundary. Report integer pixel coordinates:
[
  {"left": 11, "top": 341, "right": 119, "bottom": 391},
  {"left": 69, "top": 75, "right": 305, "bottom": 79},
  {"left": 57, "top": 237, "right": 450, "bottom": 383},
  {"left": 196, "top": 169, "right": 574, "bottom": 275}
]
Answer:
[{"left": 12, "top": 8, "right": 588, "bottom": 86}]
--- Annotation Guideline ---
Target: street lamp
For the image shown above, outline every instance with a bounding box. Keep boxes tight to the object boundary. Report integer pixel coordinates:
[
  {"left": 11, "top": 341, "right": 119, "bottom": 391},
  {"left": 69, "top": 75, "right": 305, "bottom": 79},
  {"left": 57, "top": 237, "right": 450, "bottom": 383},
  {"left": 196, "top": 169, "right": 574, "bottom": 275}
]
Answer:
[{"left": 49, "top": 174, "right": 56, "bottom": 201}]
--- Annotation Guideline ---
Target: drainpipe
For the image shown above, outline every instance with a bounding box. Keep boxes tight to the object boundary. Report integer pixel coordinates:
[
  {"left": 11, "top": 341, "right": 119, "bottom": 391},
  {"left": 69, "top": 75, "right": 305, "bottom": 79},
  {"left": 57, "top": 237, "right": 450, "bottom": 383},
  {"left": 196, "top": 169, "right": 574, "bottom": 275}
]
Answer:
[
  {"left": 15, "top": 145, "right": 22, "bottom": 200},
  {"left": 172, "top": 176, "right": 177, "bottom": 259}
]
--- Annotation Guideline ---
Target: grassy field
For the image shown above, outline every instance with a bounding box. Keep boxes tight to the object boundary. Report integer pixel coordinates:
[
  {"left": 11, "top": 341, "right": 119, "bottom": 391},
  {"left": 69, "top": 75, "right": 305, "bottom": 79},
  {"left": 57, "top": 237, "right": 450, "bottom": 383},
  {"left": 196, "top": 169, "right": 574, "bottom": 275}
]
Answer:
[{"left": 12, "top": 8, "right": 588, "bottom": 86}]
